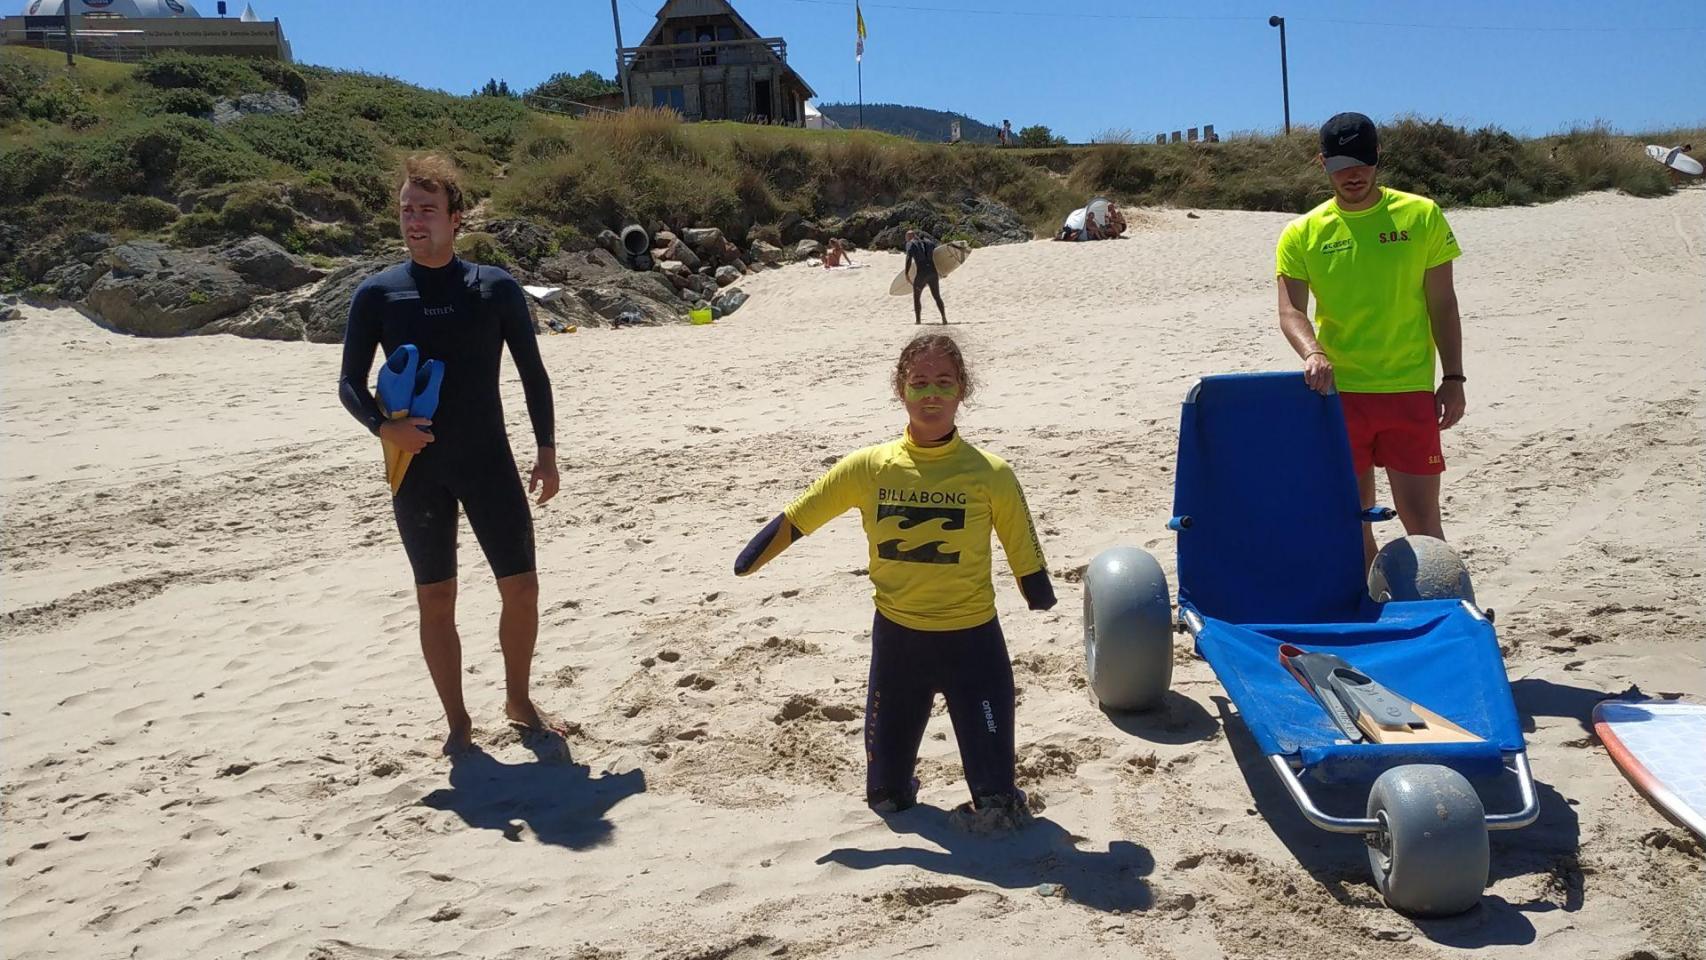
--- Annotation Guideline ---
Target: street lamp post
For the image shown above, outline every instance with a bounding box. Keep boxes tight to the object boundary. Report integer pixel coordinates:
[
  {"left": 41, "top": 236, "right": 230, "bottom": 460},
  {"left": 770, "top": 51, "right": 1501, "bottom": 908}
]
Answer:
[
  {"left": 611, "top": 0, "right": 632, "bottom": 109},
  {"left": 1268, "top": 15, "right": 1290, "bottom": 135}
]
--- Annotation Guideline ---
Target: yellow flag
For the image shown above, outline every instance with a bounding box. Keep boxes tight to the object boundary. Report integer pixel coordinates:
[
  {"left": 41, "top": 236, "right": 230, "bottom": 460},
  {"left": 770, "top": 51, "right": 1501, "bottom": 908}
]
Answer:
[{"left": 856, "top": 2, "right": 867, "bottom": 61}]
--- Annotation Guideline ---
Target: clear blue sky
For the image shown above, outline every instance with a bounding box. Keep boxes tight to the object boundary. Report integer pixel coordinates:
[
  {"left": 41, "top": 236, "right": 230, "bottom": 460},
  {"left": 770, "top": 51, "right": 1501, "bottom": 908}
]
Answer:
[{"left": 272, "top": 0, "right": 1705, "bottom": 141}]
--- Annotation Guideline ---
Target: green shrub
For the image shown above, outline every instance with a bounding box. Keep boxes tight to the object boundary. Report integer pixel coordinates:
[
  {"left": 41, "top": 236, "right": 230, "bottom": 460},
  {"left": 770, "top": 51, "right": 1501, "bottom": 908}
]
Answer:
[
  {"left": 116, "top": 195, "right": 182, "bottom": 230},
  {"left": 231, "top": 109, "right": 383, "bottom": 172},
  {"left": 0, "top": 60, "right": 43, "bottom": 120},
  {"left": 61, "top": 114, "right": 271, "bottom": 198},
  {"left": 1017, "top": 124, "right": 1066, "bottom": 148},
  {"left": 22, "top": 81, "right": 95, "bottom": 128},
  {"left": 144, "top": 87, "right": 216, "bottom": 117},
  {"left": 0, "top": 140, "right": 74, "bottom": 198},
  {"left": 12, "top": 194, "right": 122, "bottom": 236},
  {"left": 170, "top": 211, "right": 224, "bottom": 246},
  {"left": 220, "top": 183, "right": 298, "bottom": 238},
  {"left": 136, "top": 52, "right": 261, "bottom": 96},
  {"left": 455, "top": 231, "right": 511, "bottom": 265},
  {"left": 252, "top": 59, "right": 309, "bottom": 103}
]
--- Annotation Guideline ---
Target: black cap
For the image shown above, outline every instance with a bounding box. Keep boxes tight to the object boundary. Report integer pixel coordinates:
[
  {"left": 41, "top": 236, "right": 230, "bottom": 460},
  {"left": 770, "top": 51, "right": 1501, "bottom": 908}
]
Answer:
[{"left": 1321, "top": 112, "right": 1379, "bottom": 171}]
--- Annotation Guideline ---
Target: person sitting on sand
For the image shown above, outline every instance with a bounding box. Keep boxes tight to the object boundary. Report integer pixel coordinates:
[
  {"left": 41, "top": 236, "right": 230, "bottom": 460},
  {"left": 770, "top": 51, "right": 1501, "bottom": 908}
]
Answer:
[
  {"left": 822, "top": 238, "right": 855, "bottom": 269},
  {"left": 1105, "top": 204, "right": 1127, "bottom": 238},
  {"left": 733, "top": 333, "right": 1056, "bottom": 823}
]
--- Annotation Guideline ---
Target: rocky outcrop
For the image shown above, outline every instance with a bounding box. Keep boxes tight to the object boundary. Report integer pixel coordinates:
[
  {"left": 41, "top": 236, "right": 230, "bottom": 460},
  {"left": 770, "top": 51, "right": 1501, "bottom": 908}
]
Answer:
[
  {"left": 213, "top": 236, "right": 324, "bottom": 291},
  {"left": 575, "top": 270, "right": 686, "bottom": 326},
  {"left": 198, "top": 258, "right": 389, "bottom": 342},
  {"left": 712, "top": 287, "right": 750, "bottom": 317},
  {"left": 478, "top": 218, "right": 558, "bottom": 270},
  {"left": 828, "top": 195, "right": 1032, "bottom": 250},
  {"left": 208, "top": 91, "right": 303, "bottom": 126},
  {"left": 86, "top": 241, "right": 253, "bottom": 337}
]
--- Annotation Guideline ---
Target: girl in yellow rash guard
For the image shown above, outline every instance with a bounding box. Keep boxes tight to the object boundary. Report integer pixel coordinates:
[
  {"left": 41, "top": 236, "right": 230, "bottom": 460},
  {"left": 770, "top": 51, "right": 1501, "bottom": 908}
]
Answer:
[{"left": 734, "top": 334, "right": 1057, "bottom": 817}]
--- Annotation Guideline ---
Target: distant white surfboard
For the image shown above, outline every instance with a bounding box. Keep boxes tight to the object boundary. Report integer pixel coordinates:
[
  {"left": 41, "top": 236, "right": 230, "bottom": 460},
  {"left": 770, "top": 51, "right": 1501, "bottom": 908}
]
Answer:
[
  {"left": 888, "top": 241, "right": 970, "bottom": 295},
  {"left": 1646, "top": 144, "right": 1703, "bottom": 176}
]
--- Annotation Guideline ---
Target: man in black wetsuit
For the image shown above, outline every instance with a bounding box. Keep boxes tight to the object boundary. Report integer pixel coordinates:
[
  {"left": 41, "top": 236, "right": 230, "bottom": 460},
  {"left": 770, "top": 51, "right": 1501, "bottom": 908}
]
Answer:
[
  {"left": 904, "top": 228, "right": 947, "bottom": 326},
  {"left": 338, "top": 154, "right": 562, "bottom": 755}
]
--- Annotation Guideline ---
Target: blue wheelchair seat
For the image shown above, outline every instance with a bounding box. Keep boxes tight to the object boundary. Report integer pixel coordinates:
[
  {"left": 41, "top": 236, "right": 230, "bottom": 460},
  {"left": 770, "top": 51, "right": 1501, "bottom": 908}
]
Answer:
[{"left": 1173, "top": 373, "right": 1522, "bottom": 783}]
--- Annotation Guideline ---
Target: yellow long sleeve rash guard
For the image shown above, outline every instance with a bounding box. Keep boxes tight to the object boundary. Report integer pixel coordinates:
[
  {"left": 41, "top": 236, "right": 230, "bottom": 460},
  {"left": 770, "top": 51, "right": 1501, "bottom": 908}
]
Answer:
[{"left": 776, "top": 429, "right": 1053, "bottom": 631}]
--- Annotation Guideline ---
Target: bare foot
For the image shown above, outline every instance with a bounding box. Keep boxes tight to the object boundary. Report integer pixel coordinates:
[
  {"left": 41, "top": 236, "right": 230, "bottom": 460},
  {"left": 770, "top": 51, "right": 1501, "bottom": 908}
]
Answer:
[
  {"left": 505, "top": 699, "right": 569, "bottom": 737},
  {"left": 443, "top": 714, "right": 475, "bottom": 756}
]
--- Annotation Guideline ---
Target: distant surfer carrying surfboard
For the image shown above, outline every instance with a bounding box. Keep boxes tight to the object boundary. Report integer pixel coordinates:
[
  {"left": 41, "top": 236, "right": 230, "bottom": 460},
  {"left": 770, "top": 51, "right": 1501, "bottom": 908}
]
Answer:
[
  {"left": 337, "top": 154, "right": 564, "bottom": 755},
  {"left": 904, "top": 229, "right": 948, "bottom": 325},
  {"left": 1275, "top": 113, "right": 1468, "bottom": 569}
]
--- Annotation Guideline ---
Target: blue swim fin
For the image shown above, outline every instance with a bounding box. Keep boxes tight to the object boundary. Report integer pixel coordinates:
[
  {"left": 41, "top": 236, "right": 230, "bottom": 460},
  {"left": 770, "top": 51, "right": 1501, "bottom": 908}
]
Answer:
[
  {"left": 376, "top": 344, "right": 419, "bottom": 417},
  {"left": 411, "top": 358, "right": 444, "bottom": 420}
]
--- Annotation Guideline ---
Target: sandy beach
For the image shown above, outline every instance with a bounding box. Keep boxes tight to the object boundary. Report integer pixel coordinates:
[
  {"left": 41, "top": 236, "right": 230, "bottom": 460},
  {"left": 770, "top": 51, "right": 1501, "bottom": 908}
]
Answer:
[{"left": 3, "top": 189, "right": 1702, "bottom": 959}]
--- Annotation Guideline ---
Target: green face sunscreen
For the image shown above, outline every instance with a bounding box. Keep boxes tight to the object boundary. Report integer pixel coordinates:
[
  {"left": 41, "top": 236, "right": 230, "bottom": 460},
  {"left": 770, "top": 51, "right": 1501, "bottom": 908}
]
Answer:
[{"left": 905, "top": 383, "right": 959, "bottom": 403}]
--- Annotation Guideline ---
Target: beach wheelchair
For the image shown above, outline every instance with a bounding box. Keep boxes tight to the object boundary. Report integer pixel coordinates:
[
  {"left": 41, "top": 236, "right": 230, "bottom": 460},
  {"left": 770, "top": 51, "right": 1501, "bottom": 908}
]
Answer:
[{"left": 1082, "top": 372, "right": 1538, "bottom": 915}]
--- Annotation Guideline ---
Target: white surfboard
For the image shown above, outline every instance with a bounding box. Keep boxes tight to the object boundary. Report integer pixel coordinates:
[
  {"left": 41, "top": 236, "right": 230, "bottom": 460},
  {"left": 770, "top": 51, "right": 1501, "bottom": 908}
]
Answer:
[
  {"left": 1645, "top": 144, "right": 1703, "bottom": 176},
  {"left": 888, "top": 242, "right": 970, "bottom": 295},
  {"left": 1595, "top": 700, "right": 1706, "bottom": 839}
]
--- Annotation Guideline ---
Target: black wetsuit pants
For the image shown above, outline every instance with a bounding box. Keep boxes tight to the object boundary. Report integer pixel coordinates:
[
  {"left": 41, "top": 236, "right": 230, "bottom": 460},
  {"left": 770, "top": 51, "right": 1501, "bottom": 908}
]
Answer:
[
  {"left": 864, "top": 611, "right": 1016, "bottom": 806},
  {"left": 393, "top": 448, "right": 536, "bottom": 585},
  {"left": 911, "top": 272, "right": 944, "bottom": 320}
]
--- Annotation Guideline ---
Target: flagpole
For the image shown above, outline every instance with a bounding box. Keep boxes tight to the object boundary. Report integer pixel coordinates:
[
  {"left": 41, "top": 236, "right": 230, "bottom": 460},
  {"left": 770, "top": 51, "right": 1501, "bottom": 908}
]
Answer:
[{"left": 855, "top": 1, "right": 865, "bottom": 129}]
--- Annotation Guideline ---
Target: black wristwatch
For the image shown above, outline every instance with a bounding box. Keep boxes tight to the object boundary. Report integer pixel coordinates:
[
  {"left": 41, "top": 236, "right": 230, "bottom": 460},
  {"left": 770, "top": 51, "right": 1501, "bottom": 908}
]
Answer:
[{"left": 1442, "top": 374, "right": 1467, "bottom": 383}]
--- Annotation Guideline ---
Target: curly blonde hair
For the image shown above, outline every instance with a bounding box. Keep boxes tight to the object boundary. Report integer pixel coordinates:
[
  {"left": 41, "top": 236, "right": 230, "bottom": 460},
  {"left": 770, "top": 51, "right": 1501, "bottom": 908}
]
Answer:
[
  {"left": 398, "top": 153, "right": 469, "bottom": 216},
  {"left": 892, "top": 333, "right": 974, "bottom": 403}
]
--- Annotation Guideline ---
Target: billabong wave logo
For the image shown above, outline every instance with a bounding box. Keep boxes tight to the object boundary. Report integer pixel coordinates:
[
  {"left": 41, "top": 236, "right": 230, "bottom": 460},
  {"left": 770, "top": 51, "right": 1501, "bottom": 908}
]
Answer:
[
  {"left": 165, "top": 0, "right": 186, "bottom": 12},
  {"left": 875, "top": 504, "right": 963, "bottom": 564}
]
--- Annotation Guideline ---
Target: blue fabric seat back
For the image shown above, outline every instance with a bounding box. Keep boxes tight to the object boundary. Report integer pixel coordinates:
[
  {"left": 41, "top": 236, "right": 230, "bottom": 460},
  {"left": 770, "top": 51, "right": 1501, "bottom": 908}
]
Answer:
[{"left": 1174, "top": 372, "right": 1368, "bottom": 624}]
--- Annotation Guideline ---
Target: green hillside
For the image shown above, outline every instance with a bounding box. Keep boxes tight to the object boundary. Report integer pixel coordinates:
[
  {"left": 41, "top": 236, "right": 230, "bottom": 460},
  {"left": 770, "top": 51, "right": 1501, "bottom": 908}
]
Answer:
[
  {"left": 816, "top": 102, "right": 1001, "bottom": 143},
  {"left": 1, "top": 44, "right": 1697, "bottom": 285}
]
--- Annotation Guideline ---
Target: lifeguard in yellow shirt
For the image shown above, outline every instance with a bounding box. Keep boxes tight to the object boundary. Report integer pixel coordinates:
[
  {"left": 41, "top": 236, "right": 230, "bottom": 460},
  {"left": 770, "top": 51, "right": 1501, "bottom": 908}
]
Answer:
[
  {"left": 734, "top": 334, "right": 1056, "bottom": 819},
  {"left": 1276, "top": 112, "right": 1468, "bottom": 569}
]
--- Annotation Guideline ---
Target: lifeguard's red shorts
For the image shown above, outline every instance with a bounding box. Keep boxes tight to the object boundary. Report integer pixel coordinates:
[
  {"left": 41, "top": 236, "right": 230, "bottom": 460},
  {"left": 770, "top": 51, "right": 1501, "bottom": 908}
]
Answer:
[{"left": 1339, "top": 391, "right": 1444, "bottom": 476}]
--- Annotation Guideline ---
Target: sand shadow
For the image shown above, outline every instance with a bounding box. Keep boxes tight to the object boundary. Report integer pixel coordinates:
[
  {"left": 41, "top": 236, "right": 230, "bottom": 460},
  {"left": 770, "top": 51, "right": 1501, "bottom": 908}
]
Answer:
[
  {"left": 1097, "top": 690, "right": 1220, "bottom": 745},
  {"left": 1208, "top": 695, "right": 1584, "bottom": 947},
  {"left": 1509, "top": 676, "right": 1641, "bottom": 737},
  {"left": 815, "top": 804, "right": 1153, "bottom": 912},
  {"left": 419, "top": 747, "right": 647, "bottom": 850}
]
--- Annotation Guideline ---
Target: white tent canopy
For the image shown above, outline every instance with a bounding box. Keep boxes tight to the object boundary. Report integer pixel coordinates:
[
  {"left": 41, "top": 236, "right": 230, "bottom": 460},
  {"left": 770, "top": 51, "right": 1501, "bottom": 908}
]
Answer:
[{"left": 803, "top": 100, "right": 839, "bottom": 130}]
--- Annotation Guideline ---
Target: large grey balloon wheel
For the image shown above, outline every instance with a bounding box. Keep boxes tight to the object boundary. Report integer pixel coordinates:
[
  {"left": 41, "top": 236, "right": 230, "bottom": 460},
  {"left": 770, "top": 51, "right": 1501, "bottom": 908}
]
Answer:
[
  {"left": 1081, "top": 546, "right": 1173, "bottom": 711},
  {"left": 1366, "top": 764, "right": 1489, "bottom": 916},
  {"left": 1368, "top": 535, "right": 1476, "bottom": 604}
]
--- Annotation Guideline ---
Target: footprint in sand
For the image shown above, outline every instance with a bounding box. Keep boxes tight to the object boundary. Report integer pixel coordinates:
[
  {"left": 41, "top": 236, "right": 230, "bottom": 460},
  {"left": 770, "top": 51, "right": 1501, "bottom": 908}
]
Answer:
[
  {"left": 772, "top": 694, "right": 859, "bottom": 724},
  {"left": 883, "top": 885, "right": 973, "bottom": 908}
]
